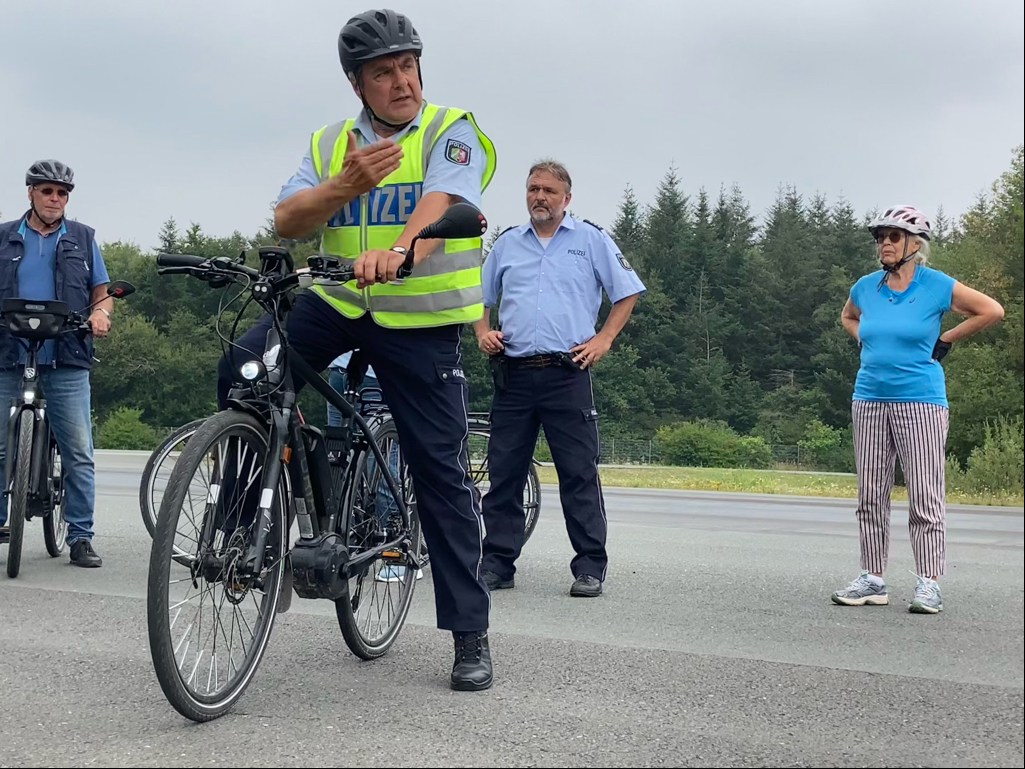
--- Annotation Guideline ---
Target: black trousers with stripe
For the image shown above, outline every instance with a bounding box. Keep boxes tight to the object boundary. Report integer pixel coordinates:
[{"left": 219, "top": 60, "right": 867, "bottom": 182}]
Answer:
[
  {"left": 481, "top": 364, "right": 608, "bottom": 581},
  {"left": 217, "top": 291, "right": 490, "bottom": 632}
]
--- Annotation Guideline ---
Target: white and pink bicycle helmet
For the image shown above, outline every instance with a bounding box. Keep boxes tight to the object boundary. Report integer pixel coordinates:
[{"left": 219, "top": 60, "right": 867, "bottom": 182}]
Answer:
[{"left": 868, "top": 205, "right": 932, "bottom": 240}]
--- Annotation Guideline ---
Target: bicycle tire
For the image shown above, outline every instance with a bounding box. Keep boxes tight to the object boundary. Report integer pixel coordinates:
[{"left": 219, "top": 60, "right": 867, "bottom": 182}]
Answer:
[
  {"left": 6, "top": 411, "right": 33, "bottom": 578},
  {"left": 147, "top": 410, "right": 286, "bottom": 722},
  {"left": 139, "top": 418, "right": 205, "bottom": 539},
  {"left": 42, "top": 440, "right": 67, "bottom": 557},
  {"left": 336, "top": 417, "right": 420, "bottom": 660},
  {"left": 521, "top": 463, "right": 541, "bottom": 545},
  {"left": 467, "top": 424, "right": 541, "bottom": 543}
]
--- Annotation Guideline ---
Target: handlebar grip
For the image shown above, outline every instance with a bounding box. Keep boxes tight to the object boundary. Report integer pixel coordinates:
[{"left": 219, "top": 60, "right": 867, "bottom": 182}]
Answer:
[{"left": 156, "top": 253, "right": 208, "bottom": 268}]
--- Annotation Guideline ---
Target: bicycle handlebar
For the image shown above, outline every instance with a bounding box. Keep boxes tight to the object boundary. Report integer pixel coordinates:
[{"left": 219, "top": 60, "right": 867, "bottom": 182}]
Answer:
[
  {"left": 156, "top": 251, "right": 355, "bottom": 289},
  {"left": 155, "top": 253, "right": 209, "bottom": 269}
]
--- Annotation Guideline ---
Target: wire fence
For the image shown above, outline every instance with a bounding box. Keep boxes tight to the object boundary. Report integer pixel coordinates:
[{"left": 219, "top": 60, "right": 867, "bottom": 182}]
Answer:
[{"left": 529, "top": 435, "right": 807, "bottom": 467}]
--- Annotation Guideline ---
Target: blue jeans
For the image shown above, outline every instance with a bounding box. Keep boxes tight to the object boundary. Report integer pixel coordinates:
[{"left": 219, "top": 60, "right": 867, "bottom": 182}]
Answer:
[
  {"left": 325, "top": 368, "right": 398, "bottom": 520},
  {"left": 0, "top": 367, "right": 96, "bottom": 543}
]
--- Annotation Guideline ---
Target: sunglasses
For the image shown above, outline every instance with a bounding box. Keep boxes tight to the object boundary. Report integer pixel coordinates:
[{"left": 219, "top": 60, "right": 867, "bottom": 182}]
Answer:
[
  {"left": 35, "top": 186, "right": 70, "bottom": 199},
  {"left": 874, "top": 230, "right": 904, "bottom": 245}
]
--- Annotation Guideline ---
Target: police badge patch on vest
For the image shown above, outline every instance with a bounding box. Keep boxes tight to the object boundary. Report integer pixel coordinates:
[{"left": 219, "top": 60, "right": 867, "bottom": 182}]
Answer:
[{"left": 445, "top": 139, "right": 472, "bottom": 165}]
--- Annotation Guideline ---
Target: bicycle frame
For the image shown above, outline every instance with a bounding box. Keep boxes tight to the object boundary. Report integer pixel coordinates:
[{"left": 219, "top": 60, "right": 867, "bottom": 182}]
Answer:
[
  {"left": 187, "top": 257, "right": 417, "bottom": 597},
  {"left": 159, "top": 200, "right": 490, "bottom": 600}
]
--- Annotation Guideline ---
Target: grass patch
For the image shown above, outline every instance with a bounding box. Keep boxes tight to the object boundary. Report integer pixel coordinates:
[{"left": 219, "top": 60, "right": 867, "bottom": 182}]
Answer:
[{"left": 535, "top": 465, "right": 1024, "bottom": 507}]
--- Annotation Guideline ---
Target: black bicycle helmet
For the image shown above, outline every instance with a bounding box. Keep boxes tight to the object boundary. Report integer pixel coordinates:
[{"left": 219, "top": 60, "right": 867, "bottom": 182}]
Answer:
[
  {"left": 338, "top": 9, "right": 422, "bottom": 77},
  {"left": 26, "top": 159, "right": 75, "bottom": 191}
]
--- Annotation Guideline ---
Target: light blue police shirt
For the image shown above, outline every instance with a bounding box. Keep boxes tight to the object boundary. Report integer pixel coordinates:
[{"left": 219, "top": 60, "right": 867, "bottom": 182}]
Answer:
[
  {"left": 482, "top": 216, "right": 646, "bottom": 358},
  {"left": 277, "top": 104, "right": 485, "bottom": 212}
]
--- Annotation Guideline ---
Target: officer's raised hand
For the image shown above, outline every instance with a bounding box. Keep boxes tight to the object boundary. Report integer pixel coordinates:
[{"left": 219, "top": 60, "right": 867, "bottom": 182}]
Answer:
[
  {"left": 477, "top": 328, "right": 504, "bottom": 355},
  {"left": 570, "top": 333, "right": 612, "bottom": 369},
  {"left": 329, "top": 130, "right": 403, "bottom": 198}
]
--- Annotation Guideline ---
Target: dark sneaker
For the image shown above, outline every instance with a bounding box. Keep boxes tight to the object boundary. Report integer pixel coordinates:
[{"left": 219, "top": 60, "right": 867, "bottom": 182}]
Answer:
[
  {"left": 70, "top": 540, "right": 102, "bottom": 568},
  {"left": 483, "top": 570, "right": 514, "bottom": 591},
  {"left": 570, "top": 574, "right": 603, "bottom": 598}
]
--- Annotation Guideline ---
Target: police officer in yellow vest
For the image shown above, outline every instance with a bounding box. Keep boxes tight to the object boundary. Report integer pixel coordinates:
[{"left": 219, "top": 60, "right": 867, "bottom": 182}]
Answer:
[{"left": 217, "top": 9, "right": 497, "bottom": 691}]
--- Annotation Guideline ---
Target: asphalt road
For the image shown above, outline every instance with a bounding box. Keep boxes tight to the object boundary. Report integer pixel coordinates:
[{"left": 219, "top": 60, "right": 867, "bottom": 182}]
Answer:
[{"left": 0, "top": 451, "right": 1022, "bottom": 768}]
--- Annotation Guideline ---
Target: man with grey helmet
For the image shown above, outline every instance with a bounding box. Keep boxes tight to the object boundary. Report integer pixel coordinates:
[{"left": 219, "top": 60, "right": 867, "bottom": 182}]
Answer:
[{"left": 0, "top": 160, "right": 113, "bottom": 568}]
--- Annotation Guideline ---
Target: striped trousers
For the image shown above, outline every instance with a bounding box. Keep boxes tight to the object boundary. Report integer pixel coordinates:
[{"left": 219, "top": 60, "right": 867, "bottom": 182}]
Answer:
[{"left": 852, "top": 400, "right": 949, "bottom": 578}]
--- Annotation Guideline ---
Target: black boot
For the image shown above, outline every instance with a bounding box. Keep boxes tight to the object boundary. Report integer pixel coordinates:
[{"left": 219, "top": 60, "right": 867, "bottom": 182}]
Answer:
[{"left": 450, "top": 630, "right": 493, "bottom": 691}]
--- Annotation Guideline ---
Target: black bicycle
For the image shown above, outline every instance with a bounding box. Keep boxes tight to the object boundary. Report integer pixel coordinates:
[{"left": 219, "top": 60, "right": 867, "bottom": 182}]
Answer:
[
  {"left": 1, "top": 282, "right": 135, "bottom": 578},
  {"left": 140, "top": 402, "right": 542, "bottom": 553},
  {"left": 146, "top": 202, "right": 488, "bottom": 722}
]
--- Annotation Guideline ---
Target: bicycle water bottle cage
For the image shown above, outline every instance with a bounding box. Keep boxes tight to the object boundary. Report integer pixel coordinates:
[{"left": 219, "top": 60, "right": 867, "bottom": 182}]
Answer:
[{"left": 1, "top": 299, "right": 70, "bottom": 341}]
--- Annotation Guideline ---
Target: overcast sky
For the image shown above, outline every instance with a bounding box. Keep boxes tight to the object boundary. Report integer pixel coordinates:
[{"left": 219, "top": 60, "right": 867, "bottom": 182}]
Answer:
[{"left": 2, "top": 0, "right": 1022, "bottom": 248}]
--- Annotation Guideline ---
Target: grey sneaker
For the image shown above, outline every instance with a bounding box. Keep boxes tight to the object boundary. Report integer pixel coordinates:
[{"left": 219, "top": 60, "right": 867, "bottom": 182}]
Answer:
[
  {"left": 909, "top": 575, "right": 943, "bottom": 614},
  {"left": 831, "top": 572, "right": 889, "bottom": 606}
]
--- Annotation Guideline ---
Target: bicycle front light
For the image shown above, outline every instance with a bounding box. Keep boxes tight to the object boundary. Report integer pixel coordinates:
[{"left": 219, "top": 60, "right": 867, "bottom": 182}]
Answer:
[{"left": 240, "top": 360, "right": 265, "bottom": 382}]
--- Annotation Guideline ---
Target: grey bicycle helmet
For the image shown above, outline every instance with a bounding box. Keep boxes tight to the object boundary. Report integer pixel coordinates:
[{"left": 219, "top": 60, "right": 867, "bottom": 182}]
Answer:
[
  {"left": 26, "top": 159, "right": 75, "bottom": 191},
  {"left": 338, "top": 9, "right": 422, "bottom": 76}
]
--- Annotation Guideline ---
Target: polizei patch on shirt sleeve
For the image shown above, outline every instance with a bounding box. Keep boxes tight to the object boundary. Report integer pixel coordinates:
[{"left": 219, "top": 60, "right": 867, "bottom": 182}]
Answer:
[
  {"left": 445, "top": 139, "right": 472, "bottom": 166},
  {"left": 617, "top": 253, "right": 633, "bottom": 271}
]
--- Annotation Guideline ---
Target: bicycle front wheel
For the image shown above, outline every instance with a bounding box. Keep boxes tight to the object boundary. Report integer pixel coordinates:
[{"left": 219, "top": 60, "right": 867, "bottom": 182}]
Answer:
[
  {"left": 336, "top": 417, "right": 420, "bottom": 660},
  {"left": 6, "top": 411, "right": 33, "bottom": 578},
  {"left": 147, "top": 410, "right": 287, "bottom": 722}
]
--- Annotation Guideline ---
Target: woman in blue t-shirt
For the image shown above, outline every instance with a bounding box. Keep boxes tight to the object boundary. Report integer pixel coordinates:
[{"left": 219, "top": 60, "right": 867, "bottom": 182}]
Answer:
[{"left": 832, "top": 205, "right": 1004, "bottom": 614}]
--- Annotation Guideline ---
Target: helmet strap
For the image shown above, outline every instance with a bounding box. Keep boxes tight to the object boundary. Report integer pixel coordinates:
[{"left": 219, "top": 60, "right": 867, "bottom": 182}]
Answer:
[
  {"left": 28, "top": 198, "right": 63, "bottom": 231},
  {"left": 878, "top": 234, "right": 915, "bottom": 287}
]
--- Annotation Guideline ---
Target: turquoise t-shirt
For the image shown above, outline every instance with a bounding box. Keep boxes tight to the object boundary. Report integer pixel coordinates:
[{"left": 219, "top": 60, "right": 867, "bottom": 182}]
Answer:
[{"left": 850, "top": 265, "right": 956, "bottom": 407}]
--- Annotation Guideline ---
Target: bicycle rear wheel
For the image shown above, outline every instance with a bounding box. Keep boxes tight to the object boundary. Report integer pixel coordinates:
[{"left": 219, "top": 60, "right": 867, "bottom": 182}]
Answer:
[
  {"left": 43, "top": 440, "right": 67, "bottom": 557},
  {"left": 522, "top": 463, "right": 541, "bottom": 545},
  {"left": 336, "top": 417, "right": 420, "bottom": 660},
  {"left": 140, "top": 418, "right": 204, "bottom": 539},
  {"left": 147, "top": 410, "right": 287, "bottom": 722},
  {"left": 467, "top": 424, "right": 542, "bottom": 544},
  {"left": 6, "top": 411, "right": 33, "bottom": 578}
]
